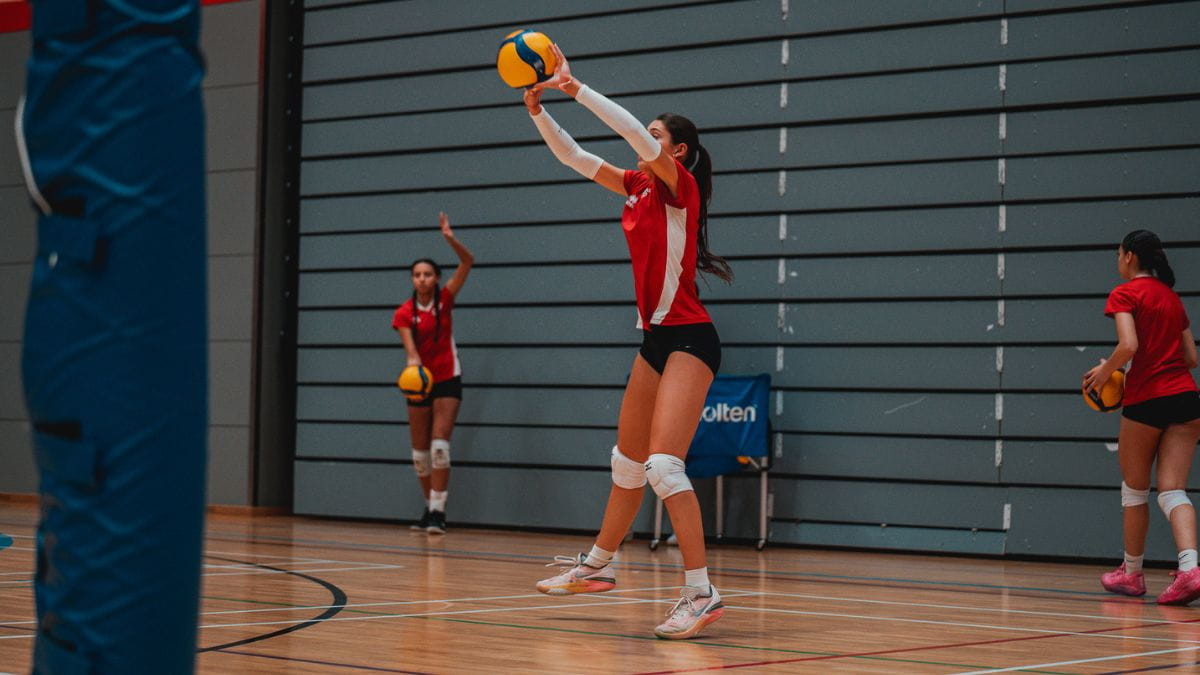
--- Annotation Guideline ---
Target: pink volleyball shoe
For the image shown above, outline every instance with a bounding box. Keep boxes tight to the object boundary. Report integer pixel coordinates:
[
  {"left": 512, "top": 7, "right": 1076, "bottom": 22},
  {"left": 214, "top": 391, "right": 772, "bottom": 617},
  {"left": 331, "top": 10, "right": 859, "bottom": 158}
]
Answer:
[
  {"left": 1101, "top": 563, "right": 1146, "bottom": 597},
  {"left": 1157, "top": 568, "right": 1200, "bottom": 605},
  {"left": 654, "top": 585, "right": 725, "bottom": 640},
  {"left": 535, "top": 553, "right": 616, "bottom": 596}
]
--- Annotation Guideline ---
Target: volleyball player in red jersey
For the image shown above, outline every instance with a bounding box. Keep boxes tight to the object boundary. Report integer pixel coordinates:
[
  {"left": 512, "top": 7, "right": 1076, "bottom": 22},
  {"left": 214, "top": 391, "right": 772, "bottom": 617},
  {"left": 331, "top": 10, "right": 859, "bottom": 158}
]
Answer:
[
  {"left": 1086, "top": 231, "right": 1200, "bottom": 604},
  {"left": 521, "top": 44, "right": 734, "bottom": 639},
  {"left": 392, "top": 212, "right": 474, "bottom": 535}
]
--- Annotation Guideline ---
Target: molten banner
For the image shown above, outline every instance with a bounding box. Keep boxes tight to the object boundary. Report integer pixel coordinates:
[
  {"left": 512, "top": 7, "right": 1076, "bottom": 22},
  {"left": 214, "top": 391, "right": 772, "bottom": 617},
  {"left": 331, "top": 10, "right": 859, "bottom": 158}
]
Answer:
[{"left": 686, "top": 374, "right": 771, "bottom": 478}]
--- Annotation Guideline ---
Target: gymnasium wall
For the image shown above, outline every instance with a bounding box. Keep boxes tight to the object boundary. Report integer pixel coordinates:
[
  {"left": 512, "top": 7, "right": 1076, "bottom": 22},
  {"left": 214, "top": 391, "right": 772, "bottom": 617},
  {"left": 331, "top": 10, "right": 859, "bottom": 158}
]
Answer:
[
  {"left": 0, "top": 0, "right": 261, "bottom": 505},
  {"left": 293, "top": 0, "right": 1200, "bottom": 560}
]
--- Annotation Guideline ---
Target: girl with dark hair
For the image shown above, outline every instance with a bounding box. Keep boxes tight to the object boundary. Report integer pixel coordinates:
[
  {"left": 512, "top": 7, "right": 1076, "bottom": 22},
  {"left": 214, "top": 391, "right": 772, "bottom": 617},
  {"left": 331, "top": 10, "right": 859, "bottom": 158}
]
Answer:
[
  {"left": 522, "top": 43, "right": 732, "bottom": 639},
  {"left": 1088, "top": 230, "right": 1200, "bottom": 603},
  {"left": 391, "top": 212, "right": 474, "bottom": 535}
]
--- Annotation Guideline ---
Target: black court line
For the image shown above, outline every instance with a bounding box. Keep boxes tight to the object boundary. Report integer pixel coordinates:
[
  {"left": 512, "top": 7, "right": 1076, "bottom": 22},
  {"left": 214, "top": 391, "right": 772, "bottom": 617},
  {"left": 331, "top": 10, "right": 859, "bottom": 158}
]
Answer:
[{"left": 197, "top": 555, "right": 347, "bottom": 652}]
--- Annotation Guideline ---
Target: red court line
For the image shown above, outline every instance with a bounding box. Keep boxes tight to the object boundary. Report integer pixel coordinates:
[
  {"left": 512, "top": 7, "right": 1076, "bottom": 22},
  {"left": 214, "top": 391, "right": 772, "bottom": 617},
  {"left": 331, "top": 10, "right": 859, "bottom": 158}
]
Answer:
[{"left": 635, "top": 615, "right": 1200, "bottom": 674}]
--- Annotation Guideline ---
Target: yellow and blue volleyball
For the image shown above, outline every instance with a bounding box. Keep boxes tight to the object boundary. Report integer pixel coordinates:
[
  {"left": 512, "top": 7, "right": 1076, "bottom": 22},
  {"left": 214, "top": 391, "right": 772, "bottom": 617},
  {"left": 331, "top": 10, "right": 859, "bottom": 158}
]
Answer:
[
  {"left": 397, "top": 365, "right": 434, "bottom": 403},
  {"left": 496, "top": 30, "right": 557, "bottom": 88}
]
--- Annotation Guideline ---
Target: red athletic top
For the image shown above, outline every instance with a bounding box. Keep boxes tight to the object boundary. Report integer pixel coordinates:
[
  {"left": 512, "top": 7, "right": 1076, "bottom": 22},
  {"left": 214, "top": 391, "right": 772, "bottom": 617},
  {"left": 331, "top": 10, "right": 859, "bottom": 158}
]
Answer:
[
  {"left": 1104, "top": 276, "right": 1197, "bottom": 406},
  {"left": 392, "top": 289, "right": 461, "bottom": 382},
  {"left": 622, "top": 160, "right": 712, "bottom": 329}
]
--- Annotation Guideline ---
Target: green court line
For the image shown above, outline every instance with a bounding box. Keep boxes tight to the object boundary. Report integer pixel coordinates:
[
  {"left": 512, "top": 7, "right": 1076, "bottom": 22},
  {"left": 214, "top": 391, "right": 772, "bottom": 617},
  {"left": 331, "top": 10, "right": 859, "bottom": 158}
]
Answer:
[{"left": 201, "top": 595, "right": 1074, "bottom": 673}]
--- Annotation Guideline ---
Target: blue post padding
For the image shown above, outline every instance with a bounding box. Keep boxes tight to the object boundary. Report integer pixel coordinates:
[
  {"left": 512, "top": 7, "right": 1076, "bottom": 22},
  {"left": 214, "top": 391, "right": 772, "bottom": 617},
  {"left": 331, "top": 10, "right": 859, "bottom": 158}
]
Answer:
[{"left": 686, "top": 374, "right": 771, "bottom": 478}]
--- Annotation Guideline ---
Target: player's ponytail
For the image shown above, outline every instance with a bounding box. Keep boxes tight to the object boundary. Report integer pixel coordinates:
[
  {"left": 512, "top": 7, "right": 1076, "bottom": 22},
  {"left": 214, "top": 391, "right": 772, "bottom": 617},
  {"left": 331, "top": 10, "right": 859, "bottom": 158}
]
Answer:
[
  {"left": 656, "top": 113, "right": 733, "bottom": 284},
  {"left": 1121, "top": 230, "right": 1176, "bottom": 288}
]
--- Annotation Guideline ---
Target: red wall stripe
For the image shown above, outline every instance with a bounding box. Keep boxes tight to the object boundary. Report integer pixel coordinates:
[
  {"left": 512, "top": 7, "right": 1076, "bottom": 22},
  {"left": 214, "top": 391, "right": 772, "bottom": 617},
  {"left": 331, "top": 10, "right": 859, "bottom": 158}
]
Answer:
[{"left": 0, "top": 0, "right": 250, "bottom": 34}]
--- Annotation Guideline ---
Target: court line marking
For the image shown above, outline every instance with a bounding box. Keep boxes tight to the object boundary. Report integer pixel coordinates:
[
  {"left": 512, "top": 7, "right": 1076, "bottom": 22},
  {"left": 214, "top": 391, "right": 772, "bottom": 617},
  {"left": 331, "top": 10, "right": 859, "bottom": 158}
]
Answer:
[
  {"left": 0, "top": 562, "right": 408, "bottom": 586},
  {"left": 736, "top": 604, "right": 1200, "bottom": 645},
  {"left": 727, "top": 588, "right": 1200, "bottom": 627},
  {"left": 952, "top": 646, "right": 1200, "bottom": 674}
]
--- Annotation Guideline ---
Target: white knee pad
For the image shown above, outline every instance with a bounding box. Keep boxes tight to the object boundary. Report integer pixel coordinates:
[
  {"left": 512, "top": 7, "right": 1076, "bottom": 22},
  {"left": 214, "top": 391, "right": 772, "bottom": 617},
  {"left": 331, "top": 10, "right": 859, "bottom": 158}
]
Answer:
[
  {"left": 431, "top": 438, "right": 451, "bottom": 470},
  {"left": 1158, "top": 489, "right": 1192, "bottom": 518},
  {"left": 412, "top": 449, "right": 431, "bottom": 478},
  {"left": 610, "top": 445, "right": 646, "bottom": 489},
  {"left": 1121, "top": 481, "right": 1150, "bottom": 507},
  {"left": 645, "top": 453, "right": 692, "bottom": 500}
]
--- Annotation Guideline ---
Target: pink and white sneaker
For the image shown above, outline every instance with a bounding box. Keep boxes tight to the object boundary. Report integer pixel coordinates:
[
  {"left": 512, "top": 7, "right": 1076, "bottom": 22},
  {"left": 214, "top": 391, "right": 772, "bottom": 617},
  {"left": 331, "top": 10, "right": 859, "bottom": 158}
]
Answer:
[
  {"left": 536, "top": 553, "right": 616, "bottom": 596},
  {"left": 654, "top": 585, "right": 725, "bottom": 640},
  {"left": 1158, "top": 568, "right": 1200, "bottom": 605},
  {"left": 1101, "top": 563, "right": 1146, "bottom": 597}
]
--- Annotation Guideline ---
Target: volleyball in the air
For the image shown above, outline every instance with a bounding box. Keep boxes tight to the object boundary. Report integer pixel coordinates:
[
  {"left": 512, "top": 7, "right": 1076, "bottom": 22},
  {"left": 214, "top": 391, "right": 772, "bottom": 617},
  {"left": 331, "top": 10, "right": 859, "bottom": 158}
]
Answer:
[
  {"left": 1083, "top": 369, "right": 1124, "bottom": 412},
  {"left": 496, "top": 30, "right": 557, "bottom": 88},
  {"left": 398, "top": 365, "right": 434, "bottom": 403}
]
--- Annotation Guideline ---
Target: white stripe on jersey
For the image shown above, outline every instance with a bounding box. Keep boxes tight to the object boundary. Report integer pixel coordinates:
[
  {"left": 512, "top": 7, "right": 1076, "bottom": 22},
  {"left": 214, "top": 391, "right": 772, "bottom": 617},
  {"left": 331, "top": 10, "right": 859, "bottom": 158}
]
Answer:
[
  {"left": 649, "top": 204, "right": 689, "bottom": 325},
  {"left": 450, "top": 336, "right": 462, "bottom": 377}
]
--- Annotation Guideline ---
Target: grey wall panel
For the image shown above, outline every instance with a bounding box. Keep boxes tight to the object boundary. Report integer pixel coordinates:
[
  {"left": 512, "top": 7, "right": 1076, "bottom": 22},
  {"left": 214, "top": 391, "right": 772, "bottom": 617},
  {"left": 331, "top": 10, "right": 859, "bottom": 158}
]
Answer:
[
  {"left": 301, "top": 224, "right": 628, "bottom": 269},
  {"left": 1005, "top": 50, "right": 1200, "bottom": 106},
  {"left": 1003, "top": 392, "right": 1123, "bottom": 439},
  {"left": 1005, "top": 249, "right": 1200, "bottom": 296},
  {"left": 298, "top": 385, "right": 623, "bottom": 426},
  {"left": 0, "top": 266, "right": 30, "bottom": 342},
  {"left": 1007, "top": 486, "right": 1178, "bottom": 560},
  {"left": 207, "top": 170, "right": 258, "bottom": 256},
  {"left": 201, "top": 0, "right": 262, "bottom": 88},
  {"left": 205, "top": 84, "right": 260, "bottom": 171},
  {"left": 209, "top": 255, "right": 256, "bottom": 342},
  {"left": 1006, "top": 102, "right": 1200, "bottom": 155},
  {"left": 1006, "top": 3, "right": 1200, "bottom": 60},
  {"left": 781, "top": 207, "right": 1002, "bottom": 255},
  {"left": 208, "top": 425, "right": 250, "bottom": 505},
  {"left": 0, "top": 422, "right": 36, "bottom": 494},
  {"left": 304, "top": 0, "right": 700, "bottom": 44},
  {"left": 0, "top": 109, "right": 19, "bottom": 187},
  {"left": 773, "top": 480, "right": 1009, "bottom": 529},
  {"left": 210, "top": 341, "right": 252, "bottom": 426},
  {"left": 1006, "top": 0, "right": 1140, "bottom": 11},
  {"left": 771, "top": 521, "right": 1006, "bottom": 554},
  {"left": 303, "top": 64, "right": 1002, "bottom": 124},
  {"left": 297, "top": 422, "right": 616, "bottom": 466},
  {"left": 299, "top": 306, "right": 639, "bottom": 345},
  {"left": 1001, "top": 441, "right": 1123, "bottom": 487},
  {"left": 1003, "top": 346, "right": 1116, "bottom": 392},
  {"left": 777, "top": 434, "right": 1000, "bottom": 483},
  {"left": 777, "top": 392, "right": 997, "bottom": 436},
  {"left": 0, "top": 187, "right": 37, "bottom": 264},
  {"left": 767, "top": 346, "right": 999, "bottom": 390},
  {"left": 780, "top": 253, "right": 1000, "bottom": 300},
  {"left": 295, "top": 461, "right": 659, "bottom": 531},
  {"left": 1004, "top": 150, "right": 1200, "bottom": 202},
  {"left": 300, "top": 183, "right": 623, "bottom": 233},
  {"left": 1003, "top": 198, "right": 1200, "bottom": 248},
  {"left": 0, "top": 343, "right": 23, "bottom": 421},
  {"left": 0, "top": 32, "right": 29, "bottom": 109},
  {"left": 777, "top": 300, "right": 1002, "bottom": 345},
  {"left": 774, "top": 160, "right": 1001, "bottom": 211},
  {"left": 782, "top": 115, "right": 1001, "bottom": 167},
  {"left": 1003, "top": 297, "right": 1200, "bottom": 342}
]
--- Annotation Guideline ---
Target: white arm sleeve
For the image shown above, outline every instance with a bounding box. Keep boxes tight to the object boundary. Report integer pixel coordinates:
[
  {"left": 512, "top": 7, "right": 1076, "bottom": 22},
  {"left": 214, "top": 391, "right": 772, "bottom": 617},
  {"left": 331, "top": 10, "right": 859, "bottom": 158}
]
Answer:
[
  {"left": 530, "top": 108, "right": 604, "bottom": 179},
  {"left": 575, "top": 84, "right": 661, "bottom": 161}
]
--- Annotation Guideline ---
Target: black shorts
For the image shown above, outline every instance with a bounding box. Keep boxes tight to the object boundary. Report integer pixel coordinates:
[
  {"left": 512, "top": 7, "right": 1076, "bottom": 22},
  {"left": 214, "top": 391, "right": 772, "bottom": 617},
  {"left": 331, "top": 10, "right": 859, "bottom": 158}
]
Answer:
[
  {"left": 639, "top": 322, "right": 721, "bottom": 376},
  {"left": 407, "top": 376, "right": 463, "bottom": 408},
  {"left": 1122, "top": 390, "right": 1200, "bottom": 429}
]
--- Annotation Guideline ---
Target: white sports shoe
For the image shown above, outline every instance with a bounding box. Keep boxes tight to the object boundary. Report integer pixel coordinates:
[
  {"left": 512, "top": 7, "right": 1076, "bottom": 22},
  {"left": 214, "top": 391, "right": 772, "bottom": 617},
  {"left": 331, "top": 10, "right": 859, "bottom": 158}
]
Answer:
[{"left": 654, "top": 585, "right": 725, "bottom": 639}]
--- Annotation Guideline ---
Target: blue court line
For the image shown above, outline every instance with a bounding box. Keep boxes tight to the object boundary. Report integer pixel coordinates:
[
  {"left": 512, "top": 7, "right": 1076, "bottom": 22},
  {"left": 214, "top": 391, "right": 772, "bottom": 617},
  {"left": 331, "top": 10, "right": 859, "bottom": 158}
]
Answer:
[{"left": 204, "top": 528, "right": 1130, "bottom": 601}]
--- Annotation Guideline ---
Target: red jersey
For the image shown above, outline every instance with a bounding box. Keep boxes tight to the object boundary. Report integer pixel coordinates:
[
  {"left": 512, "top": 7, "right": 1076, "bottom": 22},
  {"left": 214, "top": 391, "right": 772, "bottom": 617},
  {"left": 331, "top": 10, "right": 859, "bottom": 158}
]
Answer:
[
  {"left": 1104, "top": 276, "right": 1197, "bottom": 406},
  {"left": 622, "top": 160, "right": 712, "bottom": 329},
  {"left": 392, "top": 289, "right": 461, "bottom": 382}
]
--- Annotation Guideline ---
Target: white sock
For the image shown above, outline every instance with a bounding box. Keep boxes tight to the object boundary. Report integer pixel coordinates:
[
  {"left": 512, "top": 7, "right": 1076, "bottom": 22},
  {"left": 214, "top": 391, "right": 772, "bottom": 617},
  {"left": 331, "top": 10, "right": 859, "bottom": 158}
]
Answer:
[
  {"left": 684, "top": 567, "right": 710, "bottom": 593},
  {"left": 429, "top": 490, "right": 448, "bottom": 512},
  {"left": 1179, "top": 549, "right": 1198, "bottom": 572},
  {"left": 1124, "top": 552, "right": 1144, "bottom": 574},
  {"left": 584, "top": 545, "right": 615, "bottom": 569}
]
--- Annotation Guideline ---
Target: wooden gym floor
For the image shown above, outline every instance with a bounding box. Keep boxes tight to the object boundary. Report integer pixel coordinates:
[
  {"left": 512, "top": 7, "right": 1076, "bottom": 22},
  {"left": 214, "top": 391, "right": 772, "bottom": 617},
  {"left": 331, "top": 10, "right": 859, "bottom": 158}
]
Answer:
[{"left": 3, "top": 501, "right": 1200, "bottom": 673}]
